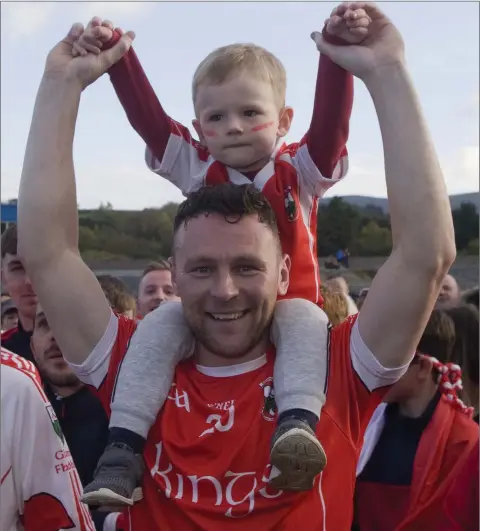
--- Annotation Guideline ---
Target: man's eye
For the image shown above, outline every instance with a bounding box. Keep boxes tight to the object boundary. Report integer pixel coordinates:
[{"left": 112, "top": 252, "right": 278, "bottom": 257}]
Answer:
[
  {"left": 238, "top": 266, "right": 256, "bottom": 274},
  {"left": 193, "top": 267, "right": 211, "bottom": 274}
]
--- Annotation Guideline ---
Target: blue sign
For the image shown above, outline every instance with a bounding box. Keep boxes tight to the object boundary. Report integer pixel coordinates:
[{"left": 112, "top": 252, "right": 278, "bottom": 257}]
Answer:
[{"left": 1, "top": 203, "right": 17, "bottom": 223}]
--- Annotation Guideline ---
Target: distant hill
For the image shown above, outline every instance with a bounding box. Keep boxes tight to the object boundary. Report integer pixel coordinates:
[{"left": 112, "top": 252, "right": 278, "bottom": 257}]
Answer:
[{"left": 320, "top": 192, "right": 479, "bottom": 213}]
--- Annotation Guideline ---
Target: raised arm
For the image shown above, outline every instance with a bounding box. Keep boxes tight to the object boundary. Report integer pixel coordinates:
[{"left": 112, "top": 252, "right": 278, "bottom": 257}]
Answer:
[
  {"left": 304, "top": 54, "right": 352, "bottom": 179},
  {"left": 17, "top": 25, "right": 134, "bottom": 365},
  {"left": 313, "top": 4, "right": 455, "bottom": 368},
  {"left": 101, "top": 28, "right": 172, "bottom": 162}
]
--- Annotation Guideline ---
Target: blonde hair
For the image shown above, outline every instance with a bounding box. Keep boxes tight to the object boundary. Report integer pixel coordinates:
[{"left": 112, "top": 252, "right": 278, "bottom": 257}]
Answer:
[
  {"left": 192, "top": 43, "right": 287, "bottom": 109},
  {"left": 322, "top": 287, "right": 349, "bottom": 327}
]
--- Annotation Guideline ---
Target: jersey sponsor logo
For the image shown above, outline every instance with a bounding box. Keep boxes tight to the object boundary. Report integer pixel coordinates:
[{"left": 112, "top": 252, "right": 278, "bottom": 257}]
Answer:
[
  {"left": 150, "top": 440, "right": 283, "bottom": 518},
  {"left": 283, "top": 185, "right": 298, "bottom": 222},
  {"left": 167, "top": 383, "right": 191, "bottom": 412},
  {"left": 259, "top": 377, "right": 276, "bottom": 422},
  {"left": 46, "top": 404, "right": 65, "bottom": 444}
]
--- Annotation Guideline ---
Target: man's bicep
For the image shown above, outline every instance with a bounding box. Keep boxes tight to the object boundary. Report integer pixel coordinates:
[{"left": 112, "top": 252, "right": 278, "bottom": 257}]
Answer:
[
  {"left": 357, "top": 252, "right": 442, "bottom": 368},
  {"left": 29, "top": 250, "right": 111, "bottom": 365}
]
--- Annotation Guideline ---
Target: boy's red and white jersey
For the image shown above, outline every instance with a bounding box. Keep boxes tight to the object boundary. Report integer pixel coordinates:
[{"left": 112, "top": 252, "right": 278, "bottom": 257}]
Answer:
[
  {"left": 146, "top": 126, "right": 348, "bottom": 304},
  {"left": 72, "top": 314, "right": 406, "bottom": 531},
  {"left": 1, "top": 348, "right": 95, "bottom": 531}
]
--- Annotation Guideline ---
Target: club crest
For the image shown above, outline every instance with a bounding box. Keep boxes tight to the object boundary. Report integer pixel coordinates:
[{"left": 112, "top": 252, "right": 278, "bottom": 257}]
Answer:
[
  {"left": 284, "top": 185, "right": 298, "bottom": 222},
  {"left": 259, "top": 377, "right": 277, "bottom": 421}
]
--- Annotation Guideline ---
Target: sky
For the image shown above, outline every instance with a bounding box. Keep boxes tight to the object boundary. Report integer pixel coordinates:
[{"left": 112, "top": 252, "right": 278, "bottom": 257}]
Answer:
[{"left": 1, "top": 1, "right": 479, "bottom": 209}]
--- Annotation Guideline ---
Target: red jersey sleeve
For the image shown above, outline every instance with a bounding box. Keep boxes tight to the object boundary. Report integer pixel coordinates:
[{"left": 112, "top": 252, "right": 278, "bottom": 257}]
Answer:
[
  {"left": 324, "top": 316, "right": 409, "bottom": 448},
  {"left": 103, "top": 31, "right": 211, "bottom": 195},
  {"left": 68, "top": 312, "right": 138, "bottom": 415}
]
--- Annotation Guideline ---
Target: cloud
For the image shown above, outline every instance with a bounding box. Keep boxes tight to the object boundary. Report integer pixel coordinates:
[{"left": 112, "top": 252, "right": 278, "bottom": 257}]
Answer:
[
  {"left": 75, "top": 2, "right": 153, "bottom": 27},
  {"left": 1, "top": 1, "right": 152, "bottom": 40},
  {"left": 1, "top": 2, "right": 56, "bottom": 39}
]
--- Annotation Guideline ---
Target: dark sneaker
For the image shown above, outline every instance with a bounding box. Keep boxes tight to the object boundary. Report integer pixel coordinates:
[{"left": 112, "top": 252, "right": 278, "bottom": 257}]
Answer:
[
  {"left": 81, "top": 443, "right": 145, "bottom": 507},
  {"left": 269, "top": 418, "right": 327, "bottom": 491}
]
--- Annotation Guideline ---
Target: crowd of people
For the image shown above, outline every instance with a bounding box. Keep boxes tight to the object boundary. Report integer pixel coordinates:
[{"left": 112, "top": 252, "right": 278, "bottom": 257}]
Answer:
[{"left": 1, "top": 3, "right": 478, "bottom": 531}]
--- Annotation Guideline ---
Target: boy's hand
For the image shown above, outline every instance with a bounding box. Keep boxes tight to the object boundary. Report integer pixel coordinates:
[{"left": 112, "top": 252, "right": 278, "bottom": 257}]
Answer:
[
  {"left": 312, "top": 3, "right": 405, "bottom": 80},
  {"left": 323, "top": 2, "right": 371, "bottom": 44},
  {"left": 72, "top": 17, "right": 116, "bottom": 57}
]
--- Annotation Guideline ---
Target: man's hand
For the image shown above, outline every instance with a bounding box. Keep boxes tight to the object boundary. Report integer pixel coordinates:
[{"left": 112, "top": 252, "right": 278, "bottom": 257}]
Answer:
[
  {"left": 312, "top": 2, "right": 405, "bottom": 80},
  {"left": 44, "top": 22, "right": 134, "bottom": 90}
]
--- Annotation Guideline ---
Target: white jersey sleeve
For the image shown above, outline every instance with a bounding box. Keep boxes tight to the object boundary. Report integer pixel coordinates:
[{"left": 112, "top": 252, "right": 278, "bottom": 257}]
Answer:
[
  {"left": 1, "top": 353, "right": 95, "bottom": 531},
  {"left": 145, "top": 119, "right": 214, "bottom": 195}
]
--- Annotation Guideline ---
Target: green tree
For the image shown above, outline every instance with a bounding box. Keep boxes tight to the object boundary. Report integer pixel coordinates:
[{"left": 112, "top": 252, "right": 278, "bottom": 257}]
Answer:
[
  {"left": 452, "top": 202, "right": 479, "bottom": 251},
  {"left": 357, "top": 220, "right": 392, "bottom": 256},
  {"left": 317, "top": 197, "right": 360, "bottom": 255}
]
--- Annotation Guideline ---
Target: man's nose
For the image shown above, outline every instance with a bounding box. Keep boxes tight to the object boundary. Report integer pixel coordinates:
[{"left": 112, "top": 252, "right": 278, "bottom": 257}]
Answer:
[{"left": 211, "top": 272, "right": 239, "bottom": 301}]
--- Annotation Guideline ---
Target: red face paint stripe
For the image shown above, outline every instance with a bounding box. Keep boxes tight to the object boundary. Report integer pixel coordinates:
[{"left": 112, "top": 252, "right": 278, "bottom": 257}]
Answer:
[
  {"left": 251, "top": 121, "right": 274, "bottom": 132},
  {"left": 203, "top": 130, "right": 217, "bottom": 137}
]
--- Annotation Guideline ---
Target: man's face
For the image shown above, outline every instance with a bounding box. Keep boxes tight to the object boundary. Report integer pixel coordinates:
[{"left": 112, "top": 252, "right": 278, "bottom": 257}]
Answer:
[
  {"left": 173, "top": 213, "right": 289, "bottom": 364},
  {"left": 31, "top": 308, "right": 80, "bottom": 388},
  {"left": 2, "top": 309, "right": 18, "bottom": 331},
  {"left": 137, "top": 269, "right": 179, "bottom": 316},
  {"left": 1, "top": 254, "right": 37, "bottom": 319},
  {"left": 436, "top": 274, "right": 460, "bottom": 309}
]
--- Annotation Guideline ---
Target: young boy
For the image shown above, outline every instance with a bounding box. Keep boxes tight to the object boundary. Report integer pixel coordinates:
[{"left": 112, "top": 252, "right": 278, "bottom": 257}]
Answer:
[{"left": 75, "top": 6, "right": 371, "bottom": 507}]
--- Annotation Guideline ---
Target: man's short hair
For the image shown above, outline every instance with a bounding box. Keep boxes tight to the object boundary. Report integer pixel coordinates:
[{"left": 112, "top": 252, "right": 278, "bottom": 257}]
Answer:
[
  {"left": 192, "top": 43, "right": 287, "bottom": 110},
  {"left": 97, "top": 275, "right": 136, "bottom": 314},
  {"left": 141, "top": 260, "right": 172, "bottom": 279},
  {"left": 1, "top": 224, "right": 17, "bottom": 259},
  {"left": 417, "top": 309, "right": 455, "bottom": 366},
  {"left": 173, "top": 184, "right": 280, "bottom": 248}
]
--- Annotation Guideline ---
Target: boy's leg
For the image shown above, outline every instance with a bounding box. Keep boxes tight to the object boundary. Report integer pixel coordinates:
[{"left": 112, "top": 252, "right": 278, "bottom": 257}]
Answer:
[
  {"left": 82, "top": 301, "right": 193, "bottom": 507},
  {"left": 270, "top": 298, "right": 329, "bottom": 491}
]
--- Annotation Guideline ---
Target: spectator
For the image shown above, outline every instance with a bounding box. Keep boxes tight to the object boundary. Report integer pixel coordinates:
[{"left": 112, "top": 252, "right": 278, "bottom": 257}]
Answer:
[
  {"left": 1, "top": 298, "right": 18, "bottom": 332},
  {"left": 30, "top": 304, "right": 109, "bottom": 488},
  {"left": 435, "top": 274, "right": 460, "bottom": 309},
  {"left": 445, "top": 304, "right": 479, "bottom": 421},
  {"left": 18, "top": 5, "right": 456, "bottom": 529},
  {"left": 137, "top": 260, "right": 179, "bottom": 317},
  {"left": 29, "top": 304, "right": 115, "bottom": 530},
  {"left": 355, "top": 309, "right": 478, "bottom": 531},
  {"left": 461, "top": 286, "right": 479, "bottom": 309},
  {"left": 98, "top": 274, "right": 137, "bottom": 318},
  {"left": 321, "top": 287, "right": 349, "bottom": 326},
  {"left": 326, "top": 276, "right": 358, "bottom": 316},
  {"left": 1, "top": 225, "right": 37, "bottom": 362},
  {"left": 1, "top": 347, "right": 95, "bottom": 531}
]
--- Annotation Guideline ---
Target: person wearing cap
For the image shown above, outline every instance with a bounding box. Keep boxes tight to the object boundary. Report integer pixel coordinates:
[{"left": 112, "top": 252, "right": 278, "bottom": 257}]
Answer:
[
  {"left": 354, "top": 309, "right": 478, "bottom": 531},
  {"left": 1, "top": 298, "right": 18, "bottom": 332}
]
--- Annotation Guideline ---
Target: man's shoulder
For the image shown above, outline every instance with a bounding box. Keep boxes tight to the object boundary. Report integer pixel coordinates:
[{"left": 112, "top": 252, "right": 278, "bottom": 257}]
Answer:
[{"left": 1, "top": 350, "right": 43, "bottom": 400}]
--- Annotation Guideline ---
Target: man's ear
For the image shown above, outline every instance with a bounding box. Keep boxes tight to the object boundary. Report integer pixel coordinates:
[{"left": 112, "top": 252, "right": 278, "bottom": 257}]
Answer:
[
  {"left": 277, "top": 106, "right": 294, "bottom": 138},
  {"left": 277, "top": 254, "right": 291, "bottom": 296},
  {"left": 192, "top": 119, "right": 206, "bottom": 145}
]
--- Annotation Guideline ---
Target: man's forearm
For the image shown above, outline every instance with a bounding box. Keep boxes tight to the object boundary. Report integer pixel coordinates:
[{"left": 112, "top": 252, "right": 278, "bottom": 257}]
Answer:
[
  {"left": 364, "top": 63, "right": 455, "bottom": 264},
  {"left": 18, "top": 75, "right": 82, "bottom": 267}
]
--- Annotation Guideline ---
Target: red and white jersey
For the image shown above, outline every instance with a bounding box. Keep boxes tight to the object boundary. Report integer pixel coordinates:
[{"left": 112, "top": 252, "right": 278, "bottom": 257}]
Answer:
[
  {"left": 1, "top": 348, "right": 95, "bottom": 531},
  {"left": 146, "top": 131, "right": 348, "bottom": 304},
  {"left": 71, "top": 313, "right": 406, "bottom": 531}
]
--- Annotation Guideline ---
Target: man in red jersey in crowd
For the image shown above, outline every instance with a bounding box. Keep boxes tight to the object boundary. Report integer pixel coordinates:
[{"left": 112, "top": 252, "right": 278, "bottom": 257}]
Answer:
[{"left": 17, "top": 3, "right": 456, "bottom": 530}]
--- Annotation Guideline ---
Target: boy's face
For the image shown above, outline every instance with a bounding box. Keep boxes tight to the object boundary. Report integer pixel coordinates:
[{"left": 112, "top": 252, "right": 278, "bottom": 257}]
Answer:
[{"left": 193, "top": 74, "right": 292, "bottom": 172}]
